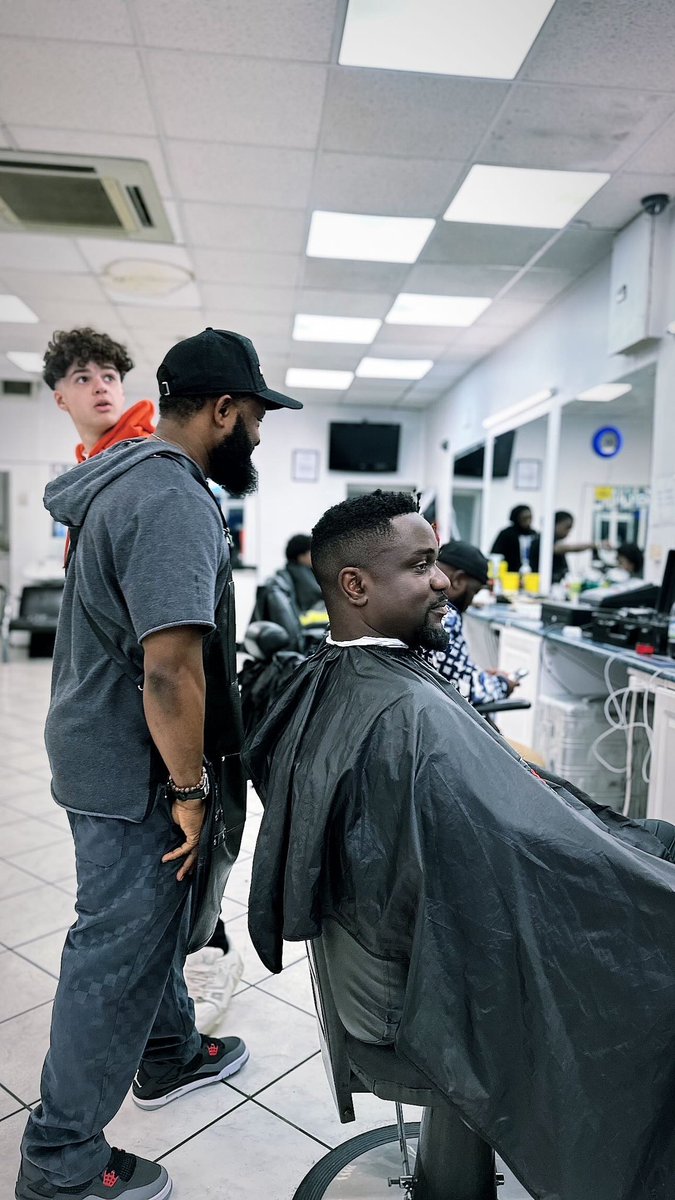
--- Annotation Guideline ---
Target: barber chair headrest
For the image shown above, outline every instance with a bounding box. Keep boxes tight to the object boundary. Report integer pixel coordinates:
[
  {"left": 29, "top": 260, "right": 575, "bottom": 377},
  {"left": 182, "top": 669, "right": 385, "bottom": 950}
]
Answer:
[{"left": 244, "top": 620, "right": 291, "bottom": 661}]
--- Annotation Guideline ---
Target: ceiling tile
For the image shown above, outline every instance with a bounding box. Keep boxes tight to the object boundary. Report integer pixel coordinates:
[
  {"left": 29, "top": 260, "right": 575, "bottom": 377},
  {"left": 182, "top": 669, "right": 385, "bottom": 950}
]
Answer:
[
  {"left": 420, "top": 222, "right": 554, "bottom": 268},
  {"left": 451, "top": 325, "right": 513, "bottom": 353},
  {"left": 148, "top": 50, "right": 326, "bottom": 149},
  {"left": 0, "top": 270, "right": 107, "bottom": 305},
  {"left": 505, "top": 269, "right": 576, "bottom": 303},
  {"left": 135, "top": 0, "right": 338, "bottom": 61},
  {"left": 374, "top": 325, "right": 456, "bottom": 351},
  {"left": 521, "top": 0, "right": 675, "bottom": 91},
  {"left": 201, "top": 312, "right": 291, "bottom": 341},
  {"left": 285, "top": 344, "right": 364, "bottom": 370},
  {"left": 321, "top": 70, "right": 508, "bottom": 159},
  {"left": 403, "top": 263, "right": 516, "bottom": 298},
  {"left": 114, "top": 305, "right": 204, "bottom": 330},
  {"left": 622, "top": 113, "right": 675, "bottom": 174},
  {"left": 343, "top": 382, "right": 408, "bottom": 404},
  {"left": 482, "top": 83, "right": 675, "bottom": 172},
  {"left": 0, "top": 40, "right": 155, "bottom": 135},
  {"left": 30, "top": 299, "right": 123, "bottom": 328},
  {"left": 190, "top": 248, "right": 301, "bottom": 288},
  {"left": 182, "top": 204, "right": 306, "bottom": 254},
  {"left": 166, "top": 140, "right": 314, "bottom": 206},
  {"left": 0, "top": 233, "right": 88, "bottom": 273},
  {"left": 9, "top": 126, "right": 172, "bottom": 197},
  {"left": 301, "top": 258, "right": 408, "bottom": 293},
  {"left": 575, "top": 171, "right": 675, "bottom": 230},
  {"left": 199, "top": 283, "right": 296, "bottom": 316},
  {"left": 76, "top": 238, "right": 193, "bottom": 274},
  {"left": 311, "top": 153, "right": 465, "bottom": 217},
  {"left": 477, "top": 297, "right": 544, "bottom": 328},
  {"left": 534, "top": 228, "right": 614, "bottom": 273},
  {"left": 295, "top": 290, "right": 394, "bottom": 319},
  {"left": 0, "top": 0, "right": 133, "bottom": 42}
]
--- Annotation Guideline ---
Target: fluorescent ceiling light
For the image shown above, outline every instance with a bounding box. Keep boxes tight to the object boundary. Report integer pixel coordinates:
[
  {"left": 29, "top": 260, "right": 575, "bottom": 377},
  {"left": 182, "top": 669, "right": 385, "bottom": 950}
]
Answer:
[
  {"left": 307, "top": 210, "right": 434, "bottom": 264},
  {"left": 356, "top": 357, "right": 434, "bottom": 380},
  {"left": 444, "top": 165, "right": 610, "bottom": 229},
  {"left": 0, "top": 294, "right": 39, "bottom": 323},
  {"left": 286, "top": 368, "right": 354, "bottom": 390},
  {"left": 577, "top": 384, "right": 632, "bottom": 402},
  {"left": 386, "top": 293, "right": 491, "bottom": 327},
  {"left": 340, "top": 0, "right": 555, "bottom": 80},
  {"left": 6, "top": 351, "right": 43, "bottom": 373},
  {"left": 293, "top": 314, "right": 382, "bottom": 344},
  {"left": 483, "top": 388, "right": 556, "bottom": 430}
]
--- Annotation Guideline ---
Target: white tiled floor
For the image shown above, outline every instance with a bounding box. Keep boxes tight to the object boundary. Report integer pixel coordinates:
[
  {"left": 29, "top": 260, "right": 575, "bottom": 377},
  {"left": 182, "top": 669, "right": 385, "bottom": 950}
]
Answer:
[{"left": 0, "top": 659, "right": 528, "bottom": 1199}]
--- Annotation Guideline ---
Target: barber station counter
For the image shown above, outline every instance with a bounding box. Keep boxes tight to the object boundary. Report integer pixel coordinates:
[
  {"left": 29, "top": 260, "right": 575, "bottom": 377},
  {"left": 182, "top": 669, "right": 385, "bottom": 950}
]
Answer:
[{"left": 464, "top": 602, "right": 675, "bottom": 823}]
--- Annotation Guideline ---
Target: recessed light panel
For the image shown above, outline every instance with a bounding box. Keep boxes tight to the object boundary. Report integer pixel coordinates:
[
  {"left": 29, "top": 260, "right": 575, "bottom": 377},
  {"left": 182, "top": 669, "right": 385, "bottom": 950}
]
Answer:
[
  {"left": 386, "top": 293, "right": 491, "bottom": 327},
  {"left": 286, "top": 368, "right": 354, "bottom": 390},
  {"left": 6, "top": 351, "right": 43, "bottom": 373},
  {"left": 0, "top": 294, "right": 39, "bottom": 323},
  {"left": 577, "top": 384, "right": 632, "bottom": 402},
  {"left": 356, "top": 357, "right": 434, "bottom": 380},
  {"left": 307, "top": 211, "right": 434, "bottom": 264},
  {"left": 340, "top": 0, "right": 555, "bottom": 80},
  {"left": 293, "top": 314, "right": 382, "bottom": 344},
  {"left": 443, "top": 165, "right": 610, "bottom": 229}
]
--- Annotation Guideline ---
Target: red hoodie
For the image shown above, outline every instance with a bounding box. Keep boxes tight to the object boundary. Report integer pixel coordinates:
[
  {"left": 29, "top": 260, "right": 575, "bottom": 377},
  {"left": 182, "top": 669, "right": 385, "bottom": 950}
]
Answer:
[{"left": 74, "top": 399, "right": 156, "bottom": 462}]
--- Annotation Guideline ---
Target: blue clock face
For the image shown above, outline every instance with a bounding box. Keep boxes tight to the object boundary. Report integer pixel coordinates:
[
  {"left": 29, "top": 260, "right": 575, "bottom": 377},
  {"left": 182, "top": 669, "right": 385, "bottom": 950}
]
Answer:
[{"left": 592, "top": 426, "right": 623, "bottom": 458}]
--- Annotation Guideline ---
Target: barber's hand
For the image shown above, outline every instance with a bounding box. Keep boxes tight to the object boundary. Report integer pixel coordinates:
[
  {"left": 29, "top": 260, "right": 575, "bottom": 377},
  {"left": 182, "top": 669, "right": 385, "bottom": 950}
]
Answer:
[{"left": 162, "top": 798, "right": 205, "bottom": 881}]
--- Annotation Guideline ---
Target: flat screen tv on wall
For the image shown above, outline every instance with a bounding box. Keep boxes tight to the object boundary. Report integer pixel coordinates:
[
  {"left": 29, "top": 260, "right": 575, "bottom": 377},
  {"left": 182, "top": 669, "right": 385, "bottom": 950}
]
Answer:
[{"left": 328, "top": 422, "right": 400, "bottom": 472}]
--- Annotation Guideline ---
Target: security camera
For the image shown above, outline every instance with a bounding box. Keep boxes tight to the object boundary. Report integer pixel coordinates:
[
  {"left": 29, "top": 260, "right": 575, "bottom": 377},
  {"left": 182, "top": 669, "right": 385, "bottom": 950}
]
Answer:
[{"left": 641, "top": 193, "right": 670, "bottom": 216}]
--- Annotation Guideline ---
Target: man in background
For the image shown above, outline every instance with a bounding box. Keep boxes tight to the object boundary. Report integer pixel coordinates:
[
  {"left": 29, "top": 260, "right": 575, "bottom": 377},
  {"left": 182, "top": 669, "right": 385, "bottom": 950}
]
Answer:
[
  {"left": 429, "top": 540, "right": 517, "bottom": 705},
  {"left": 45, "top": 326, "right": 242, "bottom": 1032},
  {"left": 252, "top": 532, "right": 326, "bottom": 651}
]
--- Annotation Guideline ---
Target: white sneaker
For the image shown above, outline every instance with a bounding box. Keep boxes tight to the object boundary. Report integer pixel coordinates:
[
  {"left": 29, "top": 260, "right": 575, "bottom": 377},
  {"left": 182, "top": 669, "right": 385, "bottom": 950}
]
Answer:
[{"left": 184, "top": 945, "right": 244, "bottom": 1034}]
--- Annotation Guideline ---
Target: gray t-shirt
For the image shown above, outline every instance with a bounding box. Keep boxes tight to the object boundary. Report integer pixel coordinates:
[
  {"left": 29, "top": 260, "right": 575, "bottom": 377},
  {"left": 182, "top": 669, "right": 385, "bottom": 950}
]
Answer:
[{"left": 44, "top": 450, "right": 230, "bottom": 820}]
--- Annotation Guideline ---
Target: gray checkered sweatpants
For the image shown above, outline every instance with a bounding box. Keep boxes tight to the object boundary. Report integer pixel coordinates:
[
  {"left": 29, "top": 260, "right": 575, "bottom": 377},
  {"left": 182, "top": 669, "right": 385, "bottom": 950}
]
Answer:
[{"left": 21, "top": 791, "right": 202, "bottom": 1188}]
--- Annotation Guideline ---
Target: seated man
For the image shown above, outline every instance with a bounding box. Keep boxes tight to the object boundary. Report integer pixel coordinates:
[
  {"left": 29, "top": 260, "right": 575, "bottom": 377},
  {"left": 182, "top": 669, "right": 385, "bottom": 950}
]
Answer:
[
  {"left": 428, "top": 540, "right": 516, "bottom": 704},
  {"left": 245, "top": 490, "right": 675, "bottom": 1200},
  {"left": 252, "top": 533, "right": 326, "bottom": 651}
]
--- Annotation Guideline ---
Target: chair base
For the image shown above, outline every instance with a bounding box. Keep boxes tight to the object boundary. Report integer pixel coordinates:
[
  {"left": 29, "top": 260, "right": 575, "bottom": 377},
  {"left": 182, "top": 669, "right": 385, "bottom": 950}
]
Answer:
[{"left": 292, "top": 1118, "right": 508, "bottom": 1199}]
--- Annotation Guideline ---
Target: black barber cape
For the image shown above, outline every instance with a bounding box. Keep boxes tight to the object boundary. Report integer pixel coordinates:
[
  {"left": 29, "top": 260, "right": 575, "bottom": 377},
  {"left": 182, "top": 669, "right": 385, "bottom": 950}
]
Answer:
[{"left": 245, "top": 644, "right": 675, "bottom": 1200}]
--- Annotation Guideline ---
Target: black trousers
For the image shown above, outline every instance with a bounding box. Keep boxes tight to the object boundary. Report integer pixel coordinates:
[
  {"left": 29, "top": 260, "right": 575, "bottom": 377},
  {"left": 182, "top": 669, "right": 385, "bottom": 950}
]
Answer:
[{"left": 22, "top": 794, "right": 201, "bottom": 1188}]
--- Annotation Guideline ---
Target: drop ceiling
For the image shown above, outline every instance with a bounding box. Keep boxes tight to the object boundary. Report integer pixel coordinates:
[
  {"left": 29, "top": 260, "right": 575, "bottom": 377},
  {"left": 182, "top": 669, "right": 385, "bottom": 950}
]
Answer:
[{"left": 0, "top": 0, "right": 674, "bottom": 411}]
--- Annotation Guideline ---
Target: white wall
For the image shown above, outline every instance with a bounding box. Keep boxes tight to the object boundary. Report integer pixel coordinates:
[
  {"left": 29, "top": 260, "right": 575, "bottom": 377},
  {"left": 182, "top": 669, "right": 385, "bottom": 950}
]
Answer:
[
  {"left": 1, "top": 385, "right": 89, "bottom": 598},
  {"left": 252, "top": 402, "right": 426, "bottom": 578},
  {"left": 423, "top": 217, "right": 672, "bottom": 578}
]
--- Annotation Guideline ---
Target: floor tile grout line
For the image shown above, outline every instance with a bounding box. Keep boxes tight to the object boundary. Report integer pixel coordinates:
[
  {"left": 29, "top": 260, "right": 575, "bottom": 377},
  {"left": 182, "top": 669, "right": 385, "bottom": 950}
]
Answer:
[
  {"left": 0, "top": 996, "right": 54, "bottom": 1027},
  {"left": 251, "top": 981, "right": 315, "bottom": 1021},
  {"left": 249, "top": 1093, "right": 334, "bottom": 1151},
  {"left": 8, "top": 944, "right": 63, "bottom": 982},
  {"left": 154, "top": 1090, "right": 250, "bottom": 1162},
  {"left": 224, "top": 1049, "right": 322, "bottom": 1104}
]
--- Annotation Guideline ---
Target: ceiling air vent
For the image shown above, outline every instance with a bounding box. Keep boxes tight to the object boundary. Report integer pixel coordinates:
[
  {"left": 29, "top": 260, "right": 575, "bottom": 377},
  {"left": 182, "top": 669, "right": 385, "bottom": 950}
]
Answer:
[
  {"left": 0, "top": 152, "right": 173, "bottom": 243},
  {"left": 1, "top": 380, "right": 34, "bottom": 396}
]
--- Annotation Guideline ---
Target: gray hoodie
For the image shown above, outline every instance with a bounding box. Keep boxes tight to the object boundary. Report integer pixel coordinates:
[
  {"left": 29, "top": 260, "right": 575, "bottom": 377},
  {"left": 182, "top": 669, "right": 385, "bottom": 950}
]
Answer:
[{"left": 44, "top": 440, "right": 230, "bottom": 820}]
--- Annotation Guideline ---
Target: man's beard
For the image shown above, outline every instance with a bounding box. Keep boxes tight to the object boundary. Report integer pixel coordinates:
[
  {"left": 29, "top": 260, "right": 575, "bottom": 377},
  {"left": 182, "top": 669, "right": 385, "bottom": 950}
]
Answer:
[
  {"left": 208, "top": 413, "right": 259, "bottom": 497},
  {"left": 410, "top": 601, "right": 450, "bottom": 652}
]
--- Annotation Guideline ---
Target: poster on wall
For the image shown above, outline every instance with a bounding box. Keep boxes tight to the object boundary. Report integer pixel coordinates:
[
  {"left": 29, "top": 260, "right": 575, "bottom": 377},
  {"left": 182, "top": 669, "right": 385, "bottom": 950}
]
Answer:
[
  {"left": 292, "top": 449, "right": 320, "bottom": 482},
  {"left": 514, "top": 458, "right": 542, "bottom": 490}
]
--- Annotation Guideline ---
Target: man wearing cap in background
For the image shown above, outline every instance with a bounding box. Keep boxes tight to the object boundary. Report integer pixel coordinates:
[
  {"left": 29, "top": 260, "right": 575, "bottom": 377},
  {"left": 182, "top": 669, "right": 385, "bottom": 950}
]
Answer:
[
  {"left": 428, "top": 540, "right": 517, "bottom": 706},
  {"left": 17, "top": 330, "right": 302, "bottom": 1200},
  {"left": 45, "top": 327, "right": 246, "bottom": 1036}
]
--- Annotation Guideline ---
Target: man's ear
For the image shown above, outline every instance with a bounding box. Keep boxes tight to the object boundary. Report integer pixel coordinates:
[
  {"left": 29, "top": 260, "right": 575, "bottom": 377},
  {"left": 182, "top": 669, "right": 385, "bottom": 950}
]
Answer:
[
  {"left": 338, "top": 566, "right": 368, "bottom": 608},
  {"left": 54, "top": 389, "right": 68, "bottom": 413},
  {"left": 213, "top": 394, "right": 235, "bottom": 428}
]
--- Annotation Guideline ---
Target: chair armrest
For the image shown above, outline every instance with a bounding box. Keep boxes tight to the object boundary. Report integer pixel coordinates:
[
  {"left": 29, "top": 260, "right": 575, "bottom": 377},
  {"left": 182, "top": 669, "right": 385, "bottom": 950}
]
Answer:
[{"left": 475, "top": 698, "right": 531, "bottom": 716}]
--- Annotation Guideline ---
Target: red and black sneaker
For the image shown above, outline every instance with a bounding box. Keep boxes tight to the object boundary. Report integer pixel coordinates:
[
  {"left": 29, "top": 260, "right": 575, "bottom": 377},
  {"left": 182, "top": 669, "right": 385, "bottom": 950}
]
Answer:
[
  {"left": 132, "top": 1034, "right": 249, "bottom": 1110},
  {"left": 15, "top": 1148, "right": 171, "bottom": 1199}
]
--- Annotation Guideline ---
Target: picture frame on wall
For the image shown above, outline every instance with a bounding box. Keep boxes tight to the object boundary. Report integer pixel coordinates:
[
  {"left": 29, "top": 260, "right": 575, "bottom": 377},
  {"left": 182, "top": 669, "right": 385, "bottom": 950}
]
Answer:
[
  {"left": 292, "top": 449, "right": 320, "bottom": 482},
  {"left": 514, "top": 458, "right": 542, "bottom": 490}
]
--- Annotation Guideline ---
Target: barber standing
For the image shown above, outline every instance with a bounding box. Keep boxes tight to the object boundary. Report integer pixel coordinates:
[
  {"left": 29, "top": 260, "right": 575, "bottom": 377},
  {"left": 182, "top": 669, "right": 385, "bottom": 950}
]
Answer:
[{"left": 16, "top": 329, "right": 302, "bottom": 1200}]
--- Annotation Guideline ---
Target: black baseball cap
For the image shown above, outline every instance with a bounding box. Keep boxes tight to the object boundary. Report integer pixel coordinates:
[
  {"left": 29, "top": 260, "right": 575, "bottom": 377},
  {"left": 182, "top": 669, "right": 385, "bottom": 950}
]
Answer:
[
  {"left": 437, "top": 541, "right": 489, "bottom": 586},
  {"left": 157, "top": 328, "right": 303, "bottom": 410}
]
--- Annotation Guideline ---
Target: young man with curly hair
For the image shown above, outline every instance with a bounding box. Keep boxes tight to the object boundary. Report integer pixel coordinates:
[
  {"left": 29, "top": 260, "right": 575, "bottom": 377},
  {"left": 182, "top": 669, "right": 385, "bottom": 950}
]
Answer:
[{"left": 44, "top": 328, "right": 244, "bottom": 1034}]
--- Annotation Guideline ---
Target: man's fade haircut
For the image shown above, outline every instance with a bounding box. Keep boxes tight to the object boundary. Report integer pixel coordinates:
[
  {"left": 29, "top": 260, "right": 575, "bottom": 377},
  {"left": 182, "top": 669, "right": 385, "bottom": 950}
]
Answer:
[
  {"left": 311, "top": 490, "right": 418, "bottom": 593},
  {"left": 43, "top": 328, "right": 133, "bottom": 390}
]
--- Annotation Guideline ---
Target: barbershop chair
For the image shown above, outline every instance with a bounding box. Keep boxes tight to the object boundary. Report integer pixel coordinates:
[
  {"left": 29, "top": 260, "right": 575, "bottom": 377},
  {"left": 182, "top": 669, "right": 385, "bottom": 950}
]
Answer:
[
  {"left": 292, "top": 933, "right": 503, "bottom": 1200},
  {"left": 8, "top": 582, "right": 63, "bottom": 657}
]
